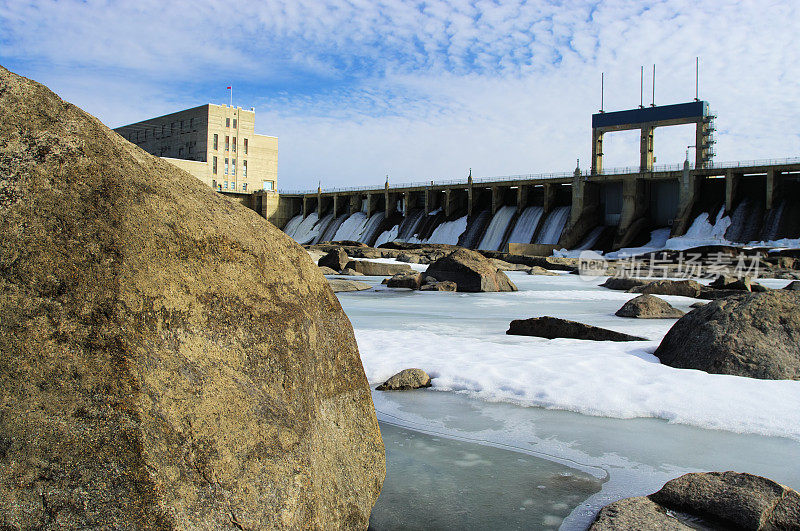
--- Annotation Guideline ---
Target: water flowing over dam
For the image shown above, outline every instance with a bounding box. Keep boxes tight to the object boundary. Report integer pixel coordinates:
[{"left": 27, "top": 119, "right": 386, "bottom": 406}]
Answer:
[{"left": 271, "top": 157, "right": 800, "bottom": 253}]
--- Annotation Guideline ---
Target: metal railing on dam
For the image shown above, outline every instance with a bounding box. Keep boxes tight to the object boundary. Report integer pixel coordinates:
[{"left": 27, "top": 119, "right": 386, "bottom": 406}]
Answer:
[{"left": 278, "top": 156, "right": 800, "bottom": 196}]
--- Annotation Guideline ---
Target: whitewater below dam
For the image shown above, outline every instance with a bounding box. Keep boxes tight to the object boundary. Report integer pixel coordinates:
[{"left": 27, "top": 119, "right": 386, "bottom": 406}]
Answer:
[{"left": 331, "top": 268, "right": 800, "bottom": 530}]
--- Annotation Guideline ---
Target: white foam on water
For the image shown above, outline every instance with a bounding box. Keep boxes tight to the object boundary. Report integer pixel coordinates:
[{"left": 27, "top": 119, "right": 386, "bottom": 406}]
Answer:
[
  {"left": 289, "top": 212, "right": 320, "bottom": 244},
  {"left": 478, "top": 205, "right": 517, "bottom": 251},
  {"left": 409, "top": 215, "right": 468, "bottom": 245},
  {"left": 282, "top": 214, "right": 304, "bottom": 238},
  {"left": 332, "top": 212, "right": 369, "bottom": 241},
  {"left": 535, "top": 206, "right": 570, "bottom": 244},
  {"left": 507, "top": 206, "right": 544, "bottom": 246},
  {"left": 374, "top": 225, "right": 399, "bottom": 248}
]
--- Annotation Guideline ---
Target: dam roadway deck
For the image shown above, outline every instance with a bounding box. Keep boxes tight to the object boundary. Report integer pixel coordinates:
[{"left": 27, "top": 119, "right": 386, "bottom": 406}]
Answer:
[{"left": 249, "top": 157, "right": 800, "bottom": 251}]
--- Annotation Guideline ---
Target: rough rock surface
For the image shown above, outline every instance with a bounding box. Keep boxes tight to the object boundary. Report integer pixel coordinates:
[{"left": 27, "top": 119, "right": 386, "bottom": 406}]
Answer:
[
  {"left": 655, "top": 290, "right": 800, "bottom": 380},
  {"left": 339, "top": 267, "right": 365, "bottom": 276},
  {"left": 590, "top": 496, "right": 692, "bottom": 530},
  {"left": 655, "top": 291, "right": 800, "bottom": 380},
  {"left": 419, "top": 281, "right": 458, "bottom": 292},
  {"left": 629, "top": 279, "right": 704, "bottom": 298},
  {"left": 375, "top": 369, "right": 432, "bottom": 390},
  {"left": 318, "top": 248, "right": 350, "bottom": 271},
  {"left": 709, "top": 275, "right": 768, "bottom": 293},
  {"left": 600, "top": 277, "right": 650, "bottom": 291},
  {"left": 507, "top": 317, "right": 646, "bottom": 341},
  {"left": 615, "top": 294, "right": 685, "bottom": 319},
  {"left": 527, "top": 266, "right": 558, "bottom": 276},
  {"left": 386, "top": 272, "right": 423, "bottom": 289},
  {"left": 0, "top": 65, "right": 384, "bottom": 529},
  {"left": 426, "top": 249, "right": 517, "bottom": 292},
  {"left": 344, "top": 260, "right": 412, "bottom": 276},
  {"left": 328, "top": 279, "right": 373, "bottom": 292},
  {"left": 318, "top": 265, "right": 338, "bottom": 275},
  {"left": 591, "top": 471, "right": 800, "bottom": 530}
]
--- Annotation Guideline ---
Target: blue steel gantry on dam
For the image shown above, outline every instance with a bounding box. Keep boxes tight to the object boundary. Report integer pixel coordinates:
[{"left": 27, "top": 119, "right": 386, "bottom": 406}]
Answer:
[{"left": 242, "top": 100, "right": 800, "bottom": 251}]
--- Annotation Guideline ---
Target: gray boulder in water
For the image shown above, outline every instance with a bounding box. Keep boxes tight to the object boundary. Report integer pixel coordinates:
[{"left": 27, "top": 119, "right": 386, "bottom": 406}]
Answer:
[
  {"left": 426, "top": 249, "right": 517, "bottom": 292},
  {"left": 629, "top": 279, "right": 704, "bottom": 298},
  {"left": 376, "top": 369, "right": 433, "bottom": 390},
  {"left": 590, "top": 471, "right": 800, "bottom": 530},
  {"left": 507, "top": 317, "right": 646, "bottom": 341},
  {"left": 419, "top": 281, "right": 458, "bottom": 292},
  {"left": 600, "top": 277, "right": 650, "bottom": 291},
  {"left": 655, "top": 291, "right": 800, "bottom": 380},
  {"left": 344, "top": 260, "right": 413, "bottom": 276},
  {"left": 615, "top": 294, "right": 685, "bottom": 319},
  {"left": 386, "top": 271, "right": 423, "bottom": 289},
  {"left": 318, "top": 248, "right": 349, "bottom": 271}
]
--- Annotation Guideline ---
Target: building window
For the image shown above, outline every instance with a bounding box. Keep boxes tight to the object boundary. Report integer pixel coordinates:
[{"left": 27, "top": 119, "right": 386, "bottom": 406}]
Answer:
[
  {"left": 180, "top": 120, "right": 184, "bottom": 131},
  {"left": 171, "top": 122, "right": 175, "bottom": 134},
  {"left": 212, "top": 179, "right": 216, "bottom": 189},
  {"left": 225, "top": 136, "right": 229, "bottom": 151},
  {"left": 190, "top": 117, "right": 194, "bottom": 130},
  {"left": 213, "top": 134, "right": 218, "bottom": 150},
  {"left": 232, "top": 159, "right": 236, "bottom": 175},
  {"left": 187, "top": 142, "right": 193, "bottom": 154},
  {"left": 242, "top": 183, "right": 247, "bottom": 191},
  {"left": 262, "top": 181, "right": 273, "bottom": 191},
  {"left": 224, "top": 158, "right": 229, "bottom": 174},
  {"left": 178, "top": 147, "right": 184, "bottom": 157},
  {"left": 212, "top": 156, "right": 218, "bottom": 174},
  {"left": 224, "top": 181, "right": 228, "bottom": 189},
  {"left": 232, "top": 137, "right": 236, "bottom": 152},
  {"left": 243, "top": 160, "right": 247, "bottom": 177},
  {"left": 244, "top": 138, "right": 248, "bottom": 154},
  {"left": 226, "top": 117, "right": 230, "bottom": 127},
  {"left": 233, "top": 118, "right": 237, "bottom": 128}
]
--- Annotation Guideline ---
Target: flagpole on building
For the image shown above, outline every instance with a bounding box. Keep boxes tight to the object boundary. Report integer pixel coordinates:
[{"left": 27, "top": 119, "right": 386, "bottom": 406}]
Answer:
[{"left": 228, "top": 85, "right": 232, "bottom": 108}]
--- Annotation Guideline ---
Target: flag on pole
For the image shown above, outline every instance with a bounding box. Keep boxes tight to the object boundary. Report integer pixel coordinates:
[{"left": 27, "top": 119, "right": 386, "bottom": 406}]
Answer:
[{"left": 227, "top": 86, "right": 231, "bottom": 89}]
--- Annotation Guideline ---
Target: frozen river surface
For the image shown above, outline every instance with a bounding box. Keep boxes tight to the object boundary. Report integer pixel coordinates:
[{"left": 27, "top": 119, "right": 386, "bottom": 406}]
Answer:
[{"left": 334, "top": 268, "right": 800, "bottom": 530}]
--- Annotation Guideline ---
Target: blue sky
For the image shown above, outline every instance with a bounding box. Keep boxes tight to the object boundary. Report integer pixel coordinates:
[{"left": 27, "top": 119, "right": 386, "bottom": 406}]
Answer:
[{"left": 1, "top": 0, "right": 799, "bottom": 190}]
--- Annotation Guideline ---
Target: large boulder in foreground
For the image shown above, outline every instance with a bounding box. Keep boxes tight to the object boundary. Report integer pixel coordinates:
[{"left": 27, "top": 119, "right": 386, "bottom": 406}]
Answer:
[
  {"left": 655, "top": 291, "right": 800, "bottom": 380},
  {"left": 590, "top": 471, "right": 800, "bottom": 530},
  {"left": 426, "top": 249, "right": 517, "bottom": 292},
  {"left": 615, "top": 294, "right": 685, "bottom": 319},
  {"left": 0, "top": 66, "right": 384, "bottom": 528},
  {"left": 507, "top": 317, "right": 646, "bottom": 341},
  {"left": 375, "top": 369, "right": 432, "bottom": 390}
]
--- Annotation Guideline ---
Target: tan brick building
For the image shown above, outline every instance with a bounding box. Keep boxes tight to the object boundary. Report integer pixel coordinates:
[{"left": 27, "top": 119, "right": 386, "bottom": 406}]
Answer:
[{"left": 114, "top": 104, "right": 277, "bottom": 193}]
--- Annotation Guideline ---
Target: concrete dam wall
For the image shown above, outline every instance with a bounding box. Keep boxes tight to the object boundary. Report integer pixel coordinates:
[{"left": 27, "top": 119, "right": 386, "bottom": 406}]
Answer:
[{"left": 252, "top": 159, "right": 800, "bottom": 253}]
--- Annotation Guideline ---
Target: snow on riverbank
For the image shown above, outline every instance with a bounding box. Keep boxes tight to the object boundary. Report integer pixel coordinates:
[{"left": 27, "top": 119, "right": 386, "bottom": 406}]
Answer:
[{"left": 340, "top": 270, "right": 800, "bottom": 441}]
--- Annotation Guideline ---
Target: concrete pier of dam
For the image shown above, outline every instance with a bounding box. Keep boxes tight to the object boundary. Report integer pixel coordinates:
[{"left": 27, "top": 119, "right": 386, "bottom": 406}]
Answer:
[{"left": 241, "top": 158, "right": 800, "bottom": 251}]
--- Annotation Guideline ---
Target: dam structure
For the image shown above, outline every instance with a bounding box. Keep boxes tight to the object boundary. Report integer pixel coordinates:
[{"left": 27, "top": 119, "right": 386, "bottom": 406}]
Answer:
[{"left": 250, "top": 100, "right": 800, "bottom": 253}]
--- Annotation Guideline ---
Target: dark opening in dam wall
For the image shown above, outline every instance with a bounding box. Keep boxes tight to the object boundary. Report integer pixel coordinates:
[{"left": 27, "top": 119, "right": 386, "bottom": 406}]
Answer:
[{"left": 251, "top": 159, "right": 800, "bottom": 253}]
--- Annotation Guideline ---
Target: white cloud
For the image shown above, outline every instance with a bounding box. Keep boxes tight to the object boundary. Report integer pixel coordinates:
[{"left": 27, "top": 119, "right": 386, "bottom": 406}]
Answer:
[{"left": 1, "top": 0, "right": 798, "bottom": 189}]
